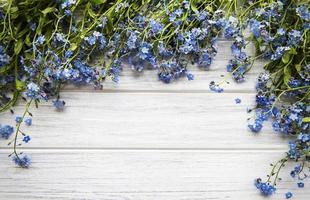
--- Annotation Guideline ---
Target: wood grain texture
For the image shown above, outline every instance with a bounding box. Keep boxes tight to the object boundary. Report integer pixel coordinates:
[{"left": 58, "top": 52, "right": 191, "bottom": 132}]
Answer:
[
  {"left": 0, "top": 92, "right": 288, "bottom": 149},
  {"left": 0, "top": 39, "right": 307, "bottom": 200},
  {"left": 0, "top": 150, "right": 308, "bottom": 200}
]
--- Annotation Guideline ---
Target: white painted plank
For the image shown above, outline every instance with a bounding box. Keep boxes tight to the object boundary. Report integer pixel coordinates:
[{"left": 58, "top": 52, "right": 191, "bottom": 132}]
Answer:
[
  {"left": 0, "top": 150, "right": 308, "bottom": 200},
  {"left": 1, "top": 92, "right": 288, "bottom": 149}
]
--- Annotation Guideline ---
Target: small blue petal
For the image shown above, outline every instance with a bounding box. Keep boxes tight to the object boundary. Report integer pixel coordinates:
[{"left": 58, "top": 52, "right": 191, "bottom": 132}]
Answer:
[
  {"left": 235, "top": 98, "right": 241, "bottom": 104},
  {"left": 285, "top": 192, "right": 293, "bottom": 199},
  {"left": 24, "top": 118, "right": 32, "bottom": 126}
]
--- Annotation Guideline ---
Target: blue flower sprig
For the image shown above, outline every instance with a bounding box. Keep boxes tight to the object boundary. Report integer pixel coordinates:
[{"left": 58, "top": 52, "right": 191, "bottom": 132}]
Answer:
[{"left": 226, "top": 0, "right": 310, "bottom": 198}]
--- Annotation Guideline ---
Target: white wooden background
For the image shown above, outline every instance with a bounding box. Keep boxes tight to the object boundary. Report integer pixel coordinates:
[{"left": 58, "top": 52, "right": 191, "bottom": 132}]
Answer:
[{"left": 0, "top": 41, "right": 309, "bottom": 200}]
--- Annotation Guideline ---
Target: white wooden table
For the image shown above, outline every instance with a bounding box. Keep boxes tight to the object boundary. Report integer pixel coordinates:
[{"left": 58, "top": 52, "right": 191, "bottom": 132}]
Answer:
[{"left": 0, "top": 41, "right": 308, "bottom": 200}]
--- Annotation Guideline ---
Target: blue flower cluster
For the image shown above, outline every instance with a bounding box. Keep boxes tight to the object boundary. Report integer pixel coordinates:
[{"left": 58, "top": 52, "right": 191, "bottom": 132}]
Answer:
[
  {"left": 0, "top": 124, "right": 14, "bottom": 139},
  {"left": 254, "top": 178, "right": 276, "bottom": 196},
  {"left": 108, "top": 4, "right": 225, "bottom": 84},
  {"left": 243, "top": 1, "right": 310, "bottom": 197},
  {"left": 296, "top": 5, "right": 310, "bottom": 21},
  {"left": 12, "top": 155, "right": 31, "bottom": 168},
  {"left": 1, "top": 0, "right": 237, "bottom": 169},
  {"left": 25, "top": 82, "right": 40, "bottom": 99},
  {"left": 149, "top": 19, "right": 163, "bottom": 35},
  {"left": 224, "top": 17, "right": 250, "bottom": 83},
  {"left": 248, "top": 2, "right": 308, "bottom": 61},
  {"left": 84, "top": 31, "right": 106, "bottom": 49}
]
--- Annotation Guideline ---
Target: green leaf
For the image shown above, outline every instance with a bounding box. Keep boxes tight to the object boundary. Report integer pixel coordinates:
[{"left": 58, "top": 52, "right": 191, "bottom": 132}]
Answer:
[
  {"left": 302, "top": 117, "right": 310, "bottom": 123},
  {"left": 41, "top": 7, "right": 55, "bottom": 16},
  {"left": 282, "top": 51, "right": 291, "bottom": 64},
  {"left": 10, "top": 6, "right": 19, "bottom": 14},
  {"left": 0, "top": 64, "right": 12, "bottom": 74},
  {"left": 70, "top": 43, "right": 77, "bottom": 51},
  {"left": 17, "top": 25, "right": 29, "bottom": 38},
  {"left": 10, "top": 6, "right": 19, "bottom": 19},
  {"left": 14, "top": 39, "right": 23, "bottom": 55},
  {"left": 91, "top": 0, "right": 107, "bottom": 4},
  {"left": 263, "top": 60, "right": 277, "bottom": 71},
  {"left": 295, "top": 64, "right": 302, "bottom": 72},
  {"left": 15, "top": 79, "right": 26, "bottom": 91},
  {"left": 88, "top": 7, "right": 97, "bottom": 18},
  {"left": 181, "top": 12, "right": 188, "bottom": 21},
  {"left": 283, "top": 65, "right": 291, "bottom": 86},
  {"left": 206, "top": 5, "right": 213, "bottom": 13},
  {"left": 25, "top": 33, "right": 32, "bottom": 46},
  {"left": 36, "top": 17, "right": 46, "bottom": 35},
  {"left": 191, "top": 3, "right": 199, "bottom": 14},
  {"left": 289, "top": 48, "right": 297, "bottom": 55}
]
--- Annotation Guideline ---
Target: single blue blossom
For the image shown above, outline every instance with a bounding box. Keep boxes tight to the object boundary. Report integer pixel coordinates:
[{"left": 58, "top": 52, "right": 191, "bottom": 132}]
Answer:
[
  {"left": 15, "top": 116, "right": 22, "bottom": 123},
  {"left": 61, "top": 0, "right": 76, "bottom": 9},
  {"left": 25, "top": 82, "right": 40, "bottom": 99},
  {"left": 53, "top": 99, "right": 65, "bottom": 110},
  {"left": 23, "top": 135, "right": 31, "bottom": 143},
  {"left": 65, "top": 50, "right": 73, "bottom": 58},
  {"left": 235, "top": 98, "right": 241, "bottom": 104},
  {"left": 186, "top": 72, "right": 194, "bottom": 81},
  {"left": 288, "top": 79, "right": 302, "bottom": 88},
  {"left": 85, "top": 35, "right": 97, "bottom": 46},
  {"left": 297, "top": 182, "right": 304, "bottom": 188},
  {"left": 29, "top": 22, "right": 36, "bottom": 31},
  {"left": 175, "top": 8, "right": 184, "bottom": 16},
  {"left": 54, "top": 33, "right": 67, "bottom": 44},
  {"left": 277, "top": 28, "right": 286, "bottom": 35},
  {"left": 36, "top": 35, "right": 45, "bottom": 45},
  {"left": 64, "top": 9, "right": 72, "bottom": 16},
  {"left": 248, "top": 119, "right": 263, "bottom": 133},
  {"left": 24, "top": 118, "right": 32, "bottom": 126},
  {"left": 285, "top": 192, "right": 293, "bottom": 199}
]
